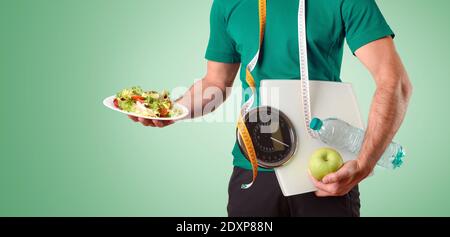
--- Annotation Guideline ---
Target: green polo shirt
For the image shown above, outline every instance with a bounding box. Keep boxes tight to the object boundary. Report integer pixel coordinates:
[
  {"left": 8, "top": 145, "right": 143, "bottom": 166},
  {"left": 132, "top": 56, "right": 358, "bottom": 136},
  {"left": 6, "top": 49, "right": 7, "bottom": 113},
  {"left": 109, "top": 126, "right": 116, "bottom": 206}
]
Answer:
[{"left": 205, "top": 0, "right": 394, "bottom": 171}]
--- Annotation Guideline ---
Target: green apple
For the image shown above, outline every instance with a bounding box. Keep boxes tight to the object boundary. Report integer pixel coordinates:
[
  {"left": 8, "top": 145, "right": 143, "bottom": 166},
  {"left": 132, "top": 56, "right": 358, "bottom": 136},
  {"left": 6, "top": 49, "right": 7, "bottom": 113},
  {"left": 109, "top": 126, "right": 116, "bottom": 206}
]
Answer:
[{"left": 308, "top": 148, "right": 344, "bottom": 181}]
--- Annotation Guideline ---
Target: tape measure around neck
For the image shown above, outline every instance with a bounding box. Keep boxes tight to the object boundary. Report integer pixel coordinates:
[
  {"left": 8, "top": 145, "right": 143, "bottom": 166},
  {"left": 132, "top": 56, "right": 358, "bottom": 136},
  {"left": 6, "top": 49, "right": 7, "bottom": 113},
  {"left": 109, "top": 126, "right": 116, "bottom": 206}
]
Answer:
[
  {"left": 237, "top": 0, "right": 314, "bottom": 189},
  {"left": 298, "top": 0, "right": 316, "bottom": 138}
]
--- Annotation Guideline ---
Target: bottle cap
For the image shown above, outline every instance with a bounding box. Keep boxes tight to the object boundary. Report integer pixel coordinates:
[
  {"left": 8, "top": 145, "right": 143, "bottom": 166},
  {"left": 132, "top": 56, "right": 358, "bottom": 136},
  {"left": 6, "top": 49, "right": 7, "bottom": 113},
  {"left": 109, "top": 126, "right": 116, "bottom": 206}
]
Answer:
[
  {"left": 310, "top": 118, "right": 323, "bottom": 131},
  {"left": 392, "top": 146, "right": 406, "bottom": 169}
]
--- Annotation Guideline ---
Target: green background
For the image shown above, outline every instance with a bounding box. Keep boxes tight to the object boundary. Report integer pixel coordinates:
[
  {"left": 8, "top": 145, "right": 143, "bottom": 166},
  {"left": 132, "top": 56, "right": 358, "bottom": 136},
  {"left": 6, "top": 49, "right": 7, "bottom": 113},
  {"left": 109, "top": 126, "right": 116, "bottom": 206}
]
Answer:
[{"left": 1, "top": 0, "right": 449, "bottom": 217}]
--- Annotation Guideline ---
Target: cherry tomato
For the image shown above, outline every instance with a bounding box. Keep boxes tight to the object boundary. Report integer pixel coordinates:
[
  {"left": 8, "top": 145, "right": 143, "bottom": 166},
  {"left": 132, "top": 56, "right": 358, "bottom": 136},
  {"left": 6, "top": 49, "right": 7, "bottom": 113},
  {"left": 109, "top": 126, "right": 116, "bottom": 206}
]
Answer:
[
  {"left": 159, "top": 108, "right": 169, "bottom": 117},
  {"left": 131, "top": 95, "right": 145, "bottom": 103},
  {"left": 113, "top": 98, "right": 119, "bottom": 108}
]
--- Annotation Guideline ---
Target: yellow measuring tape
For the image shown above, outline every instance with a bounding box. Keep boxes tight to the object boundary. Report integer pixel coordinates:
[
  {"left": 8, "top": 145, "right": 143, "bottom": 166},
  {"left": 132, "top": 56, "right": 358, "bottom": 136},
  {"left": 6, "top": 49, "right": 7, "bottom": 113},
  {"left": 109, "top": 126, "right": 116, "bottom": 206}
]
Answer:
[{"left": 237, "top": 0, "right": 267, "bottom": 189}]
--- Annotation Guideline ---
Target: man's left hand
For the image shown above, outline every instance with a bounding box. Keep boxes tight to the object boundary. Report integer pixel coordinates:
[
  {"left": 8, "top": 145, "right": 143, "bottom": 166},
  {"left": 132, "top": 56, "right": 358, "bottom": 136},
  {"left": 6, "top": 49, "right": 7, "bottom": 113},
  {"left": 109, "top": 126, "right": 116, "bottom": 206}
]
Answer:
[{"left": 309, "top": 160, "right": 372, "bottom": 197}]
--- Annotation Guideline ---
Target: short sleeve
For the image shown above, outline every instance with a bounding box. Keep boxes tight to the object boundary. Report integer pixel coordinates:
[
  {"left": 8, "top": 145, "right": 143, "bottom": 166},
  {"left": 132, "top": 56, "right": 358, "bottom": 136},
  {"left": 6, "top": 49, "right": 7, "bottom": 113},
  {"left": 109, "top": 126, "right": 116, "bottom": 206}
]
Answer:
[
  {"left": 342, "top": 0, "right": 395, "bottom": 54},
  {"left": 205, "top": 0, "right": 241, "bottom": 63}
]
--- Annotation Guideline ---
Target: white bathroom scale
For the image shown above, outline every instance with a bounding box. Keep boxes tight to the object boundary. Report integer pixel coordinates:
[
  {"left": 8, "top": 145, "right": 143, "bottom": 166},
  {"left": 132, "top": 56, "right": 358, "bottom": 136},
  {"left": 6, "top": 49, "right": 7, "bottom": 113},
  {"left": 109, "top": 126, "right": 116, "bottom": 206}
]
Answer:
[{"left": 260, "top": 80, "right": 364, "bottom": 196}]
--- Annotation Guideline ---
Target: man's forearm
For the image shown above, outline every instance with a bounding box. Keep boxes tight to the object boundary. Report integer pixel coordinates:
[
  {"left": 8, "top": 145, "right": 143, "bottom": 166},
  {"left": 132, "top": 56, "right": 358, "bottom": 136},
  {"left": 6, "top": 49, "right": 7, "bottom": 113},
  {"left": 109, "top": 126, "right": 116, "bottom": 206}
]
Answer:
[
  {"left": 358, "top": 74, "right": 413, "bottom": 171},
  {"left": 176, "top": 61, "right": 240, "bottom": 119},
  {"left": 176, "top": 77, "right": 230, "bottom": 119}
]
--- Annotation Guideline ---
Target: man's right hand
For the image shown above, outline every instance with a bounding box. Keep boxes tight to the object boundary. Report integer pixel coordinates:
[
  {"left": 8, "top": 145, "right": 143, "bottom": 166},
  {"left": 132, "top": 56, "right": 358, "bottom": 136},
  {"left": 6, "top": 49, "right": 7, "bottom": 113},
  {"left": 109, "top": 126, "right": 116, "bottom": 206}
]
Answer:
[{"left": 128, "top": 115, "right": 175, "bottom": 128}]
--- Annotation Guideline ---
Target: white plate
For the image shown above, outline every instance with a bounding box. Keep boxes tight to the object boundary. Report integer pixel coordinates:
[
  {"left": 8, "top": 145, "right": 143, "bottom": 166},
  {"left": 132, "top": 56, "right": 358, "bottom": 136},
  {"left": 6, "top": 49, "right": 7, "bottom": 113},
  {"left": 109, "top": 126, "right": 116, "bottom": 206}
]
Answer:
[{"left": 103, "top": 95, "right": 189, "bottom": 121}]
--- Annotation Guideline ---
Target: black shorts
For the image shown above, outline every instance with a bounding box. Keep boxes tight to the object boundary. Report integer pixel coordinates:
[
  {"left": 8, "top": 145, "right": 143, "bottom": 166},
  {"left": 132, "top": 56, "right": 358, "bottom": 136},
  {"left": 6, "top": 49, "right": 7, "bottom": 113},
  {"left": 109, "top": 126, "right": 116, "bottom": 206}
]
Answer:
[{"left": 227, "top": 167, "right": 360, "bottom": 217}]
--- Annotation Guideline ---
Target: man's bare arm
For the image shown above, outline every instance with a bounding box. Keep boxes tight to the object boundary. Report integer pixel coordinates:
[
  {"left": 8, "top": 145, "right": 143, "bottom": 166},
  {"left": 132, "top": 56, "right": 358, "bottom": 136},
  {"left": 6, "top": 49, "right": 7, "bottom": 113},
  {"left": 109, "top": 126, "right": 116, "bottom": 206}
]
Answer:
[
  {"left": 311, "top": 37, "right": 413, "bottom": 196},
  {"left": 353, "top": 37, "right": 413, "bottom": 171},
  {"left": 177, "top": 61, "right": 240, "bottom": 119},
  {"left": 130, "top": 61, "right": 240, "bottom": 127}
]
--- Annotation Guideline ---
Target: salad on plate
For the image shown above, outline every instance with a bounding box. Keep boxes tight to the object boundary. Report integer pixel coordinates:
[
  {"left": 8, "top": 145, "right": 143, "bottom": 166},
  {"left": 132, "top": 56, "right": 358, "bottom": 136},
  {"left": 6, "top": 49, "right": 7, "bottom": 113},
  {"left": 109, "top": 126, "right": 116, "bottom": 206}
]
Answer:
[{"left": 113, "top": 86, "right": 181, "bottom": 118}]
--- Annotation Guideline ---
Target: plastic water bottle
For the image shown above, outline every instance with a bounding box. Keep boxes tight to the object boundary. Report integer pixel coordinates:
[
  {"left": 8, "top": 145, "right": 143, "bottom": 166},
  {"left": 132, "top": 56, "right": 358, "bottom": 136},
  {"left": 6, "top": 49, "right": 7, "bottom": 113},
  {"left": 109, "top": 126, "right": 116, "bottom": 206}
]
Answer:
[{"left": 309, "top": 117, "right": 405, "bottom": 169}]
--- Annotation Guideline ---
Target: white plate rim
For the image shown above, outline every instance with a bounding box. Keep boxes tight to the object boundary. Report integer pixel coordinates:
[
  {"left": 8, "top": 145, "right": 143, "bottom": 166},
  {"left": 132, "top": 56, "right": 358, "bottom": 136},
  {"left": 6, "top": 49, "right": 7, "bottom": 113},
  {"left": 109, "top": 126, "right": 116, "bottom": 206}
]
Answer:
[{"left": 102, "top": 95, "right": 189, "bottom": 121}]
